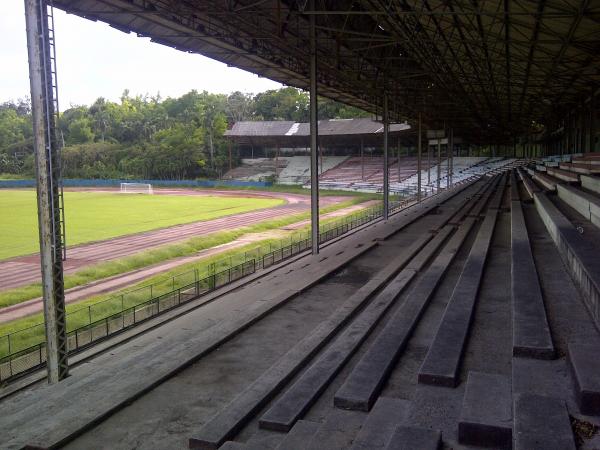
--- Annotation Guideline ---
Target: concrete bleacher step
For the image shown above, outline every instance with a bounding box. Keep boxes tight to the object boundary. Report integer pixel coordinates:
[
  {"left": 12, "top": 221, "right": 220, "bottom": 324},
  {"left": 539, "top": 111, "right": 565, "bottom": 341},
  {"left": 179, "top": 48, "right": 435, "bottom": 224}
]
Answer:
[
  {"left": 560, "top": 162, "right": 600, "bottom": 174},
  {"left": 385, "top": 425, "right": 441, "bottom": 450},
  {"left": 513, "top": 393, "right": 576, "bottom": 450},
  {"left": 534, "top": 192, "right": 600, "bottom": 331},
  {"left": 567, "top": 343, "right": 600, "bottom": 415},
  {"left": 573, "top": 155, "right": 600, "bottom": 165},
  {"left": 546, "top": 167, "right": 579, "bottom": 183},
  {"left": 581, "top": 174, "right": 600, "bottom": 195},
  {"left": 511, "top": 195, "right": 554, "bottom": 359},
  {"left": 348, "top": 397, "right": 409, "bottom": 450},
  {"left": 418, "top": 180, "right": 504, "bottom": 387},
  {"left": 304, "top": 408, "right": 365, "bottom": 450},
  {"left": 189, "top": 232, "right": 435, "bottom": 448},
  {"left": 458, "top": 371, "right": 512, "bottom": 448},
  {"left": 274, "top": 420, "right": 320, "bottom": 450},
  {"left": 334, "top": 218, "right": 478, "bottom": 411},
  {"left": 557, "top": 184, "right": 600, "bottom": 228},
  {"left": 258, "top": 226, "right": 455, "bottom": 432},
  {"left": 219, "top": 441, "right": 246, "bottom": 450},
  {"left": 522, "top": 174, "right": 541, "bottom": 200},
  {"left": 533, "top": 172, "right": 560, "bottom": 191}
]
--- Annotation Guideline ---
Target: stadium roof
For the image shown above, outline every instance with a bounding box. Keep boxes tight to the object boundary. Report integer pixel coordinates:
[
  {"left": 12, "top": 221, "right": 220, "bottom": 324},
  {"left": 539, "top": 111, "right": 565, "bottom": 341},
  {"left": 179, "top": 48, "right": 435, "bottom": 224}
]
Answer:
[
  {"left": 51, "top": 0, "right": 600, "bottom": 143},
  {"left": 224, "top": 118, "right": 410, "bottom": 146}
]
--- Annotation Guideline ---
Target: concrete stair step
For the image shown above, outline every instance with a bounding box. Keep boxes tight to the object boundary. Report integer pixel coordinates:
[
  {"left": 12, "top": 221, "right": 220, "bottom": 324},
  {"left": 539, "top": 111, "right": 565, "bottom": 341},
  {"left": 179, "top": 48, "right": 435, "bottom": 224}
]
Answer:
[
  {"left": 274, "top": 420, "right": 320, "bottom": 450},
  {"left": 568, "top": 343, "right": 600, "bottom": 415},
  {"left": 458, "top": 371, "right": 512, "bottom": 448},
  {"left": 514, "top": 393, "right": 575, "bottom": 450},
  {"left": 348, "top": 397, "right": 409, "bottom": 450},
  {"left": 385, "top": 425, "right": 441, "bottom": 450},
  {"left": 511, "top": 196, "right": 555, "bottom": 359},
  {"left": 304, "top": 409, "right": 365, "bottom": 450}
]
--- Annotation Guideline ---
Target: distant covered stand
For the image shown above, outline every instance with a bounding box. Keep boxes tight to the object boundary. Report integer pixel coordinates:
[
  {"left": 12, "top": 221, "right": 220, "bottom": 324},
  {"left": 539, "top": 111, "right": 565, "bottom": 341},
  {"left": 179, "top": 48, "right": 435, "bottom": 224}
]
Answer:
[{"left": 224, "top": 118, "right": 410, "bottom": 149}]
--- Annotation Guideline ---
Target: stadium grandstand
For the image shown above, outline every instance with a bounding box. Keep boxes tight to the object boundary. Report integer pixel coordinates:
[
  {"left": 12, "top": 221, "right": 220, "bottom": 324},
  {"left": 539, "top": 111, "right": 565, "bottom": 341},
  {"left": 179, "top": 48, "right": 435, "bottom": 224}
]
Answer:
[{"left": 2, "top": 1, "right": 600, "bottom": 449}]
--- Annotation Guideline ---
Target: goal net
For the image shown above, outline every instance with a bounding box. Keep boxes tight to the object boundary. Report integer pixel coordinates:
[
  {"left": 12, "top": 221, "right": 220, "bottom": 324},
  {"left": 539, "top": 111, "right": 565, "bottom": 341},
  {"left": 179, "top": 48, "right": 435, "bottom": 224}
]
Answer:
[{"left": 120, "top": 182, "right": 153, "bottom": 194}]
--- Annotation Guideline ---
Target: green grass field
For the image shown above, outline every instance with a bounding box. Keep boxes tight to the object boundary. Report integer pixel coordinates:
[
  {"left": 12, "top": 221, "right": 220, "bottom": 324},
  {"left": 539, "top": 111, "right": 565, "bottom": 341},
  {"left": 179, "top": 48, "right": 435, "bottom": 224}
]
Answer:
[{"left": 0, "top": 190, "right": 283, "bottom": 260}]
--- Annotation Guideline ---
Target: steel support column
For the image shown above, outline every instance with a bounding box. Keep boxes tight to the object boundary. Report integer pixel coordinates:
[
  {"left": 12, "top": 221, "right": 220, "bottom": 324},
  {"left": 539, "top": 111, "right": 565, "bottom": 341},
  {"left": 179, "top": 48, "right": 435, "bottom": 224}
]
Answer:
[
  {"left": 383, "top": 95, "right": 389, "bottom": 220},
  {"left": 436, "top": 138, "right": 441, "bottom": 191},
  {"left": 309, "top": 0, "right": 319, "bottom": 255},
  {"left": 24, "top": 0, "right": 68, "bottom": 383},
  {"left": 590, "top": 91, "right": 595, "bottom": 153},
  {"left": 360, "top": 139, "right": 364, "bottom": 180},
  {"left": 417, "top": 113, "right": 422, "bottom": 202},
  {"left": 397, "top": 138, "right": 401, "bottom": 182}
]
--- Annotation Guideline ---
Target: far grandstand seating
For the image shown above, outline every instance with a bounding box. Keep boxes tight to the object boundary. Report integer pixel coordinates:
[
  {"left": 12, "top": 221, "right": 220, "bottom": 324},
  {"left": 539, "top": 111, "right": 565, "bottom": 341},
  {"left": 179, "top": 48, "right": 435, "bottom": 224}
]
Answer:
[
  {"left": 277, "top": 156, "right": 348, "bottom": 184},
  {"left": 223, "top": 158, "right": 288, "bottom": 181}
]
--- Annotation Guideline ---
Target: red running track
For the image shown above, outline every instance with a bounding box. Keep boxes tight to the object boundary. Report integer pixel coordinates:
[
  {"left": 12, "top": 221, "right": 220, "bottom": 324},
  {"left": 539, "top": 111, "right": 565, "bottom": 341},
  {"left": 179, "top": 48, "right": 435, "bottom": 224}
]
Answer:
[{"left": 0, "top": 189, "right": 343, "bottom": 291}]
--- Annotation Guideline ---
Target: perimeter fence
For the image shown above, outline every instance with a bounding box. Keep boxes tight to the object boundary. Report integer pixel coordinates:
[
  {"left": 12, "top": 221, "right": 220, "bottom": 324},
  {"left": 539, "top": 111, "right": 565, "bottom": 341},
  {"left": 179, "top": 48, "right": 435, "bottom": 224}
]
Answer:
[{"left": 0, "top": 194, "right": 420, "bottom": 382}]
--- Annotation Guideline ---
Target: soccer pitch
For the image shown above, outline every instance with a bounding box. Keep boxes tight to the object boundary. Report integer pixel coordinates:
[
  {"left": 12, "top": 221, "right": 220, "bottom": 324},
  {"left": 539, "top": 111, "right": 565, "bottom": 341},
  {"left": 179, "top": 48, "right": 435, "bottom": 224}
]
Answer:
[{"left": 0, "top": 189, "right": 284, "bottom": 260}]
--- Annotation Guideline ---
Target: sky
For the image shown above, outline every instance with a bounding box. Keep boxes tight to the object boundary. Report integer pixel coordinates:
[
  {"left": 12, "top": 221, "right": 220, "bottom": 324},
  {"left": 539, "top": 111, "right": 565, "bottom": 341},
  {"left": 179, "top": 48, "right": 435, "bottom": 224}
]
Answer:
[{"left": 0, "top": 1, "right": 281, "bottom": 108}]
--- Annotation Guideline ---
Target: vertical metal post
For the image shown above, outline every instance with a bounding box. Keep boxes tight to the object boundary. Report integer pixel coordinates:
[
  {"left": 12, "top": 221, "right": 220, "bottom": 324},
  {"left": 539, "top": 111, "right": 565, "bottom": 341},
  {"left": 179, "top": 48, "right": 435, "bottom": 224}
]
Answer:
[
  {"left": 436, "top": 138, "right": 441, "bottom": 191},
  {"left": 309, "top": 0, "right": 319, "bottom": 255},
  {"left": 591, "top": 91, "right": 596, "bottom": 153},
  {"left": 228, "top": 141, "right": 232, "bottom": 173},
  {"left": 427, "top": 141, "right": 431, "bottom": 185},
  {"left": 397, "top": 138, "right": 401, "bottom": 182},
  {"left": 447, "top": 129, "right": 453, "bottom": 188},
  {"left": 360, "top": 139, "right": 364, "bottom": 180},
  {"left": 24, "top": 0, "right": 68, "bottom": 383},
  {"left": 275, "top": 143, "right": 279, "bottom": 182},
  {"left": 417, "top": 113, "right": 422, "bottom": 202},
  {"left": 383, "top": 95, "right": 389, "bottom": 220}
]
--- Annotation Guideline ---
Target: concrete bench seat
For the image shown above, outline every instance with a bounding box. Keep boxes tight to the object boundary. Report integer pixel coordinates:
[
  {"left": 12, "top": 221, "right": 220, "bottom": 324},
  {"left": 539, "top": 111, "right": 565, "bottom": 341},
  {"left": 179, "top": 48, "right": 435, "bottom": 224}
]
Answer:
[
  {"left": 513, "top": 394, "right": 575, "bottom": 450},
  {"left": 258, "top": 227, "right": 454, "bottom": 432},
  {"left": 581, "top": 174, "right": 600, "bottom": 195},
  {"left": 567, "top": 343, "right": 600, "bottom": 415},
  {"left": 544, "top": 161, "right": 559, "bottom": 167},
  {"left": 511, "top": 196, "right": 554, "bottom": 359},
  {"left": 534, "top": 192, "right": 600, "bottom": 332},
  {"left": 533, "top": 172, "right": 560, "bottom": 191},
  {"left": 385, "top": 426, "right": 441, "bottom": 450},
  {"left": 458, "top": 372, "right": 512, "bottom": 448},
  {"left": 557, "top": 184, "right": 600, "bottom": 228},
  {"left": 535, "top": 164, "right": 547, "bottom": 172},
  {"left": 189, "top": 233, "right": 435, "bottom": 448},
  {"left": 348, "top": 397, "right": 409, "bottom": 450},
  {"left": 560, "top": 162, "right": 600, "bottom": 174},
  {"left": 334, "top": 219, "right": 477, "bottom": 411},
  {"left": 522, "top": 175, "right": 541, "bottom": 200},
  {"left": 418, "top": 181, "right": 504, "bottom": 387},
  {"left": 546, "top": 167, "right": 579, "bottom": 182},
  {"left": 573, "top": 155, "right": 600, "bottom": 165}
]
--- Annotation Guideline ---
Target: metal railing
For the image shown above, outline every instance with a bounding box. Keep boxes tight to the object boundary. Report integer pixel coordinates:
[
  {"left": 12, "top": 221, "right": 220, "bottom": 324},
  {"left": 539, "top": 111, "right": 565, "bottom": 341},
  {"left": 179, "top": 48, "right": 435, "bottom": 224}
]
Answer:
[{"left": 0, "top": 194, "right": 425, "bottom": 383}]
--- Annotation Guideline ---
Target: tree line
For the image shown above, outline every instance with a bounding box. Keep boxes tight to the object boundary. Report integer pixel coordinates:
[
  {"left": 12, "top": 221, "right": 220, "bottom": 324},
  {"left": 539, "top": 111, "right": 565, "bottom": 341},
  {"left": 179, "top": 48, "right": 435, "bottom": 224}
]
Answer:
[{"left": 0, "top": 87, "right": 368, "bottom": 180}]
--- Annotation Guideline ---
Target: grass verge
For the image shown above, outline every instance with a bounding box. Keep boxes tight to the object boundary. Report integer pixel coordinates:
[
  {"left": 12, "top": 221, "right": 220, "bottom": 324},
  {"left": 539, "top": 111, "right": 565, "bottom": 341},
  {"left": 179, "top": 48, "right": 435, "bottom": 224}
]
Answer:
[
  {"left": 0, "top": 201, "right": 382, "bottom": 356},
  {"left": 0, "top": 195, "right": 376, "bottom": 309}
]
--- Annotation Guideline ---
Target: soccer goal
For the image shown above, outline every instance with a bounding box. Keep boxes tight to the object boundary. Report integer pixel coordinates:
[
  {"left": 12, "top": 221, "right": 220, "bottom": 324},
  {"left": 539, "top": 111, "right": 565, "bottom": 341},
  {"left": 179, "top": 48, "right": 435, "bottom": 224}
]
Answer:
[{"left": 120, "top": 182, "right": 153, "bottom": 194}]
